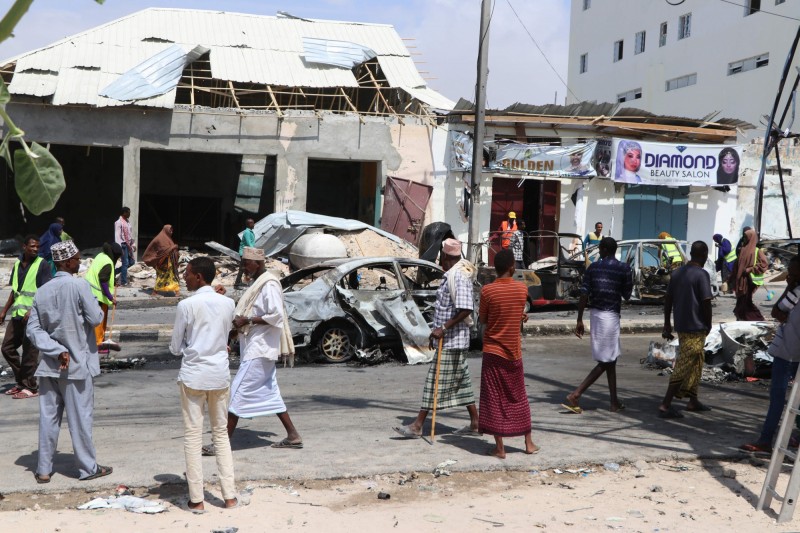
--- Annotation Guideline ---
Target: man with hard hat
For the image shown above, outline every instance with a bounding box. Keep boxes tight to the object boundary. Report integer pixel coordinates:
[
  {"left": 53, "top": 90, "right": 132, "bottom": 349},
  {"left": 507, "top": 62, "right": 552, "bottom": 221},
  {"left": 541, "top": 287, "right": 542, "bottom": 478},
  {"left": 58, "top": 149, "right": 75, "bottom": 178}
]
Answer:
[{"left": 498, "top": 212, "right": 518, "bottom": 250}]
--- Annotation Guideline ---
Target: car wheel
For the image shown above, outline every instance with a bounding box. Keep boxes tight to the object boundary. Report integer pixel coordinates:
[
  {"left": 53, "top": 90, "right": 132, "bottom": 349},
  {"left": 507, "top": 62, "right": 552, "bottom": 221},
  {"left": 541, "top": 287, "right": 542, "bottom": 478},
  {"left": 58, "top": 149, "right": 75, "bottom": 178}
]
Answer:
[{"left": 317, "top": 324, "right": 356, "bottom": 363}]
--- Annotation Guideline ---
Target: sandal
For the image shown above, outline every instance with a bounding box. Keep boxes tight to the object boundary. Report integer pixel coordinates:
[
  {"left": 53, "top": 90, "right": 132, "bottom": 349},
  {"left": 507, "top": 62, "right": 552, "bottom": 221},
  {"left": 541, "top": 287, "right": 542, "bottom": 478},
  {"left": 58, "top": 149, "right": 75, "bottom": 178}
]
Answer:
[
  {"left": 34, "top": 472, "right": 52, "bottom": 484},
  {"left": 561, "top": 403, "right": 583, "bottom": 414},
  {"left": 12, "top": 389, "right": 38, "bottom": 400},
  {"left": 82, "top": 465, "right": 113, "bottom": 480},
  {"left": 201, "top": 444, "right": 216, "bottom": 456},
  {"left": 271, "top": 438, "right": 303, "bottom": 449},
  {"left": 4, "top": 386, "right": 22, "bottom": 396},
  {"left": 392, "top": 425, "right": 421, "bottom": 439},
  {"left": 740, "top": 442, "right": 772, "bottom": 454},
  {"left": 658, "top": 406, "right": 684, "bottom": 419},
  {"left": 453, "top": 425, "right": 482, "bottom": 436}
]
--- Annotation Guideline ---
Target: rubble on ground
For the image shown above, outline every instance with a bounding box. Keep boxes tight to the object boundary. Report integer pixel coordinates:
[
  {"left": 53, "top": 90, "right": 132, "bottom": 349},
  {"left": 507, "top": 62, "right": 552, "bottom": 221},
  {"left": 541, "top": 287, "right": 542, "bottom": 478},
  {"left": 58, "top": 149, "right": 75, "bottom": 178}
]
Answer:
[
  {"left": 331, "top": 229, "right": 418, "bottom": 260},
  {"left": 642, "top": 321, "right": 775, "bottom": 381}
]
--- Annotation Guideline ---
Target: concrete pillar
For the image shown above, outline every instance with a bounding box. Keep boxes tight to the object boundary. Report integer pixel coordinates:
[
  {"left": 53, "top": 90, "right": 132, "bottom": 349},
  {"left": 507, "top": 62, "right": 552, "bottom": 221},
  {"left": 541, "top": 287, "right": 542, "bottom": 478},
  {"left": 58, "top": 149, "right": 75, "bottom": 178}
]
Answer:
[
  {"left": 275, "top": 156, "right": 307, "bottom": 212},
  {"left": 122, "top": 139, "right": 141, "bottom": 255}
]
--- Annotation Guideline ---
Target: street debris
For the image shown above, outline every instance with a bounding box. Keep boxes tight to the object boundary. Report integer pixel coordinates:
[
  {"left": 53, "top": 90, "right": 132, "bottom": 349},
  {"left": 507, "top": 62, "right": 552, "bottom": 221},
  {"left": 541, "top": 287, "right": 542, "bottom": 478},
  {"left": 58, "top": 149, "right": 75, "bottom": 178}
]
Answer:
[
  {"left": 211, "top": 528, "right": 239, "bottom": 533},
  {"left": 377, "top": 491, "right": 391, "bottom": 500},
  {"left": 603, "top": 462, "right": 620, "bottom": 472},
  {"left": 78, "top": 495, "right": 166, "bottom": 514},
  {"left": 433, "top": 459, "right": 457, "bottom": 477},
  {"left": 644, "top": 340, "right": 677, "bottom": 369}
]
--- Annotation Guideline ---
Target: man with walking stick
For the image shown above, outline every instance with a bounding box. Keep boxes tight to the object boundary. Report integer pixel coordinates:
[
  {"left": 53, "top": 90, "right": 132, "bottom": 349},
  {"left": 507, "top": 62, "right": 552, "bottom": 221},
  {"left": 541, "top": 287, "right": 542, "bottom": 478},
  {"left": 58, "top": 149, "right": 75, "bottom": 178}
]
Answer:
[{"left": 393, "top": 238, "right": 479, "bottom": 439}]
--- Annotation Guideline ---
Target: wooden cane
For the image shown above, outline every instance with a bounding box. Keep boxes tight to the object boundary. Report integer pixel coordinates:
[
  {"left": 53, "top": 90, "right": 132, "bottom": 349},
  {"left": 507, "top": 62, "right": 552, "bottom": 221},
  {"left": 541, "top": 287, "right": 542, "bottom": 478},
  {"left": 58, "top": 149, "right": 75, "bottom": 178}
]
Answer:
[{"left": 430, "top": 337, "right": 445, "bottom": 443}]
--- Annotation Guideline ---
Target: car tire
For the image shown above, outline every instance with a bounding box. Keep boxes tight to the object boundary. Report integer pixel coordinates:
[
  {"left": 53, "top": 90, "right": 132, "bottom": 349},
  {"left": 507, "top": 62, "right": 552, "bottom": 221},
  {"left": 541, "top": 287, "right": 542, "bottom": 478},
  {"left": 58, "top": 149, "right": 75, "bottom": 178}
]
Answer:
[{"left": 317, "top": 323, "right": 357, "bottom": 363}]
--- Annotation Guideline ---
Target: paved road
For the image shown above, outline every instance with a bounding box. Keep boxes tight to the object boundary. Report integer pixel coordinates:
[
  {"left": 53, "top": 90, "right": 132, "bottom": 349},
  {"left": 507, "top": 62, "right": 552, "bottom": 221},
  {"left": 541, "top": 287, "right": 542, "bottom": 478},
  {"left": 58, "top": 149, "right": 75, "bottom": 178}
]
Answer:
[{"left": 0, "top": 335, "right": 771, "bottom": 495}]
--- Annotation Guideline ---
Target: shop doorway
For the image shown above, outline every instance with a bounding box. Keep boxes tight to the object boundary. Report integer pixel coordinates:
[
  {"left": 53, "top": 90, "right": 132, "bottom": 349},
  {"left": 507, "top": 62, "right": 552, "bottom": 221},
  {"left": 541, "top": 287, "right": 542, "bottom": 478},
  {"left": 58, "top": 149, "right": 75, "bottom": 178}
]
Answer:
[
  {"left": 306, "top": 159, "right": 379, "bottom": 225},
  {"left": 489, "top": 177, "right": 560, "bottom": 265},
  {"left": 622, "top": 185, "right": 688, "bottom": 240}
]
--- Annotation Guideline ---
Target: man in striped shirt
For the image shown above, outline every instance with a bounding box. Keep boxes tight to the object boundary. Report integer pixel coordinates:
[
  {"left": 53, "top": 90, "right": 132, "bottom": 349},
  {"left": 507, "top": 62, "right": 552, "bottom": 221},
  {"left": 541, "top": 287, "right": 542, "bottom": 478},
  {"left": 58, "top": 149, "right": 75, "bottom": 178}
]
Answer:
[{"left": 478, "top": 249, "right": 537, "bottom": 458}]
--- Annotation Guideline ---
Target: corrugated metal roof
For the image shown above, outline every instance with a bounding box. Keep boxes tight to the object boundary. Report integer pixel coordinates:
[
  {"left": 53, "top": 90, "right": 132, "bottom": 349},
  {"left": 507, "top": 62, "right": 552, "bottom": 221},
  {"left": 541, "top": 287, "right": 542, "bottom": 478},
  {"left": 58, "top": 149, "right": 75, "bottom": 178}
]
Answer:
[
  {"left": 403, "top": 87, "right": 456, "bottom": 111},
  {"left": 0, "top": 7, "right": 450, "bottom": 110}
]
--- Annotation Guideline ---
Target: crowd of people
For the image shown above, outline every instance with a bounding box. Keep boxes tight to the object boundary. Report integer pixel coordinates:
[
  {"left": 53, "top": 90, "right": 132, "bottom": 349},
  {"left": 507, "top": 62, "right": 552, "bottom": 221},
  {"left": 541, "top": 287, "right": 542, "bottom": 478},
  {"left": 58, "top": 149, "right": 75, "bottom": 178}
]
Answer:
[{"left": 0, "top": 212, "right": 794, "bottom": 510}]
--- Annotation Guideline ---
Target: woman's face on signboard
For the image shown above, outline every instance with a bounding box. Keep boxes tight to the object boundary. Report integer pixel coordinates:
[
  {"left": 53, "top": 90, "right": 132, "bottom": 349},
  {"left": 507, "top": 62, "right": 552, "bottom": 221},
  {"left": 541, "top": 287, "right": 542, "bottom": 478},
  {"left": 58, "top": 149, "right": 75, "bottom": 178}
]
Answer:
[
  {"left": 722, "top": 153, "right": 737, "bottom": 175},
  {"left": 624, "top": 149, "right": 641, "bottom": 172}
]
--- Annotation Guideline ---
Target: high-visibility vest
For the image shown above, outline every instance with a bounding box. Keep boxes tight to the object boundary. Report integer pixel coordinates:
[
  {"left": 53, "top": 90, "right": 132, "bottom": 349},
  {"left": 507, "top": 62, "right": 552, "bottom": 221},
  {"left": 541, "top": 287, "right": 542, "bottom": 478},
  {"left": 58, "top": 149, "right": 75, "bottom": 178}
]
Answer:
[
  {"left": 85, "top": 253, "right": 115, "bottom": 306},
  {"left": 500, "top": 220, "right": 517, "bottom": 249},
  {"left": 750, "top": 248, "right": 765, "bottom": 286},
  {"left": 661, "top": 242, "right": 683, "bottom": 265},
  {"left": 9, "top": 257, "right": 43, "bottom": 318},
  {"left": 724, "top": 249, "right": 737, "bottom": 263}
]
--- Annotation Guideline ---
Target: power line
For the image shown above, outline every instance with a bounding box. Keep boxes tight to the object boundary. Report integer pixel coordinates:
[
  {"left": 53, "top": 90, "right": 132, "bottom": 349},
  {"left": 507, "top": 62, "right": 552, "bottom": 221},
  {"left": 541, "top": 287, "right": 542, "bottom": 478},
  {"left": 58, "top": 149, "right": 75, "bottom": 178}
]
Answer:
[
  {"left": 505, "top": 0, "right": 580, "bottom": 103},
  {"left": 715, "top": 0, "right": 800, "bottom": 22}
]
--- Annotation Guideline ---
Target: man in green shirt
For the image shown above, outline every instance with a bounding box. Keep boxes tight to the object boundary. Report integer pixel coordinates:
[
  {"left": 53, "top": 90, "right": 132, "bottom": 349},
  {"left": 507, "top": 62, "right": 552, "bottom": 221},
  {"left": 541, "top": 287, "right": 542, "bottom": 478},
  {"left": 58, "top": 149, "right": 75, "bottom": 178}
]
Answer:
[{"left": 235, "top": 218, "right": 256, "bottom": 289}]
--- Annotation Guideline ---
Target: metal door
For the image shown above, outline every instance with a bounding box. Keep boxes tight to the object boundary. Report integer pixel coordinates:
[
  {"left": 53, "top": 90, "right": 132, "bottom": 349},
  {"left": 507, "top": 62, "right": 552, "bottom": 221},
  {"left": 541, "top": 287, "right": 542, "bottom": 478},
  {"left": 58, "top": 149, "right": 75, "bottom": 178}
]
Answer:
[
  {"left": 380, "top": 176, "right": 433, "bottom": 245},
  {"left": 622, "top": 185, "right": 688, "bottom": 240}
]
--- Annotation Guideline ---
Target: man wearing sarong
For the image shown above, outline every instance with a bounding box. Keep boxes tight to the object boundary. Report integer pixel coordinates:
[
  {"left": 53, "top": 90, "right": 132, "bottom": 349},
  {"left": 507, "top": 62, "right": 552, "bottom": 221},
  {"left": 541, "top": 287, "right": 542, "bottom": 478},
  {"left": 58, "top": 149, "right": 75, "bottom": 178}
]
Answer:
[
  {"left": 564, "top": 237, "right": 632, "bottom": 414},
  {"left": 170, "top": 257, "right": 238, "bottom": 511},
  {"left": 26, "top": 240, "right": 113, "bottom": 483},
  {"left": 394, "top": 237, "right": 479, "bottom": 438},
  {"left": 478, "top": 249, "right": 537, "bottom": 458},
  {"left": 202, "top": 247, "right": 302, "bottom": 455},
  {"left": 658, "top": 241, "right": 713, "bottom": 419}
]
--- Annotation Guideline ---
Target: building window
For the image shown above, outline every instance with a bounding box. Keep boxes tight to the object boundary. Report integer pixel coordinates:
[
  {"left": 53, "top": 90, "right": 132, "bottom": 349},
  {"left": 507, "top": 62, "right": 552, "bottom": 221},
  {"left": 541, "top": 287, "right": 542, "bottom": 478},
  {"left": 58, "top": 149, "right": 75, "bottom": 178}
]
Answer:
[
  {"left": 665, "top": 73, "right": 697, "bottom": 91},
  {"left": 678, "top": 13, "right": 691, "bottom": 40},
  {"left": 617, "top": 88, "right": 643, "bottom": 103},
  {"left": 583, "top": 0, "right": 591, "bottom": 10},
  {"left": 746, "top": 0, "right": 762, "bottom": 14},
  {"left": 728, "top": 53, "right": 769, "bottom": 75},
  {"left": 776, "top": 0, "right": 785, "bottom": 5},
  {"left": 635, "top": 31, "right": 646, "bottom": 54},
  {"left": 613, "top": 40, "right": 623, "bottom": 62},
  {"left": 579, "top": 53, "right": 588, "bottom": 74},
  {"left": 659, "top": 22, "right": 668, "bottom": 47}
]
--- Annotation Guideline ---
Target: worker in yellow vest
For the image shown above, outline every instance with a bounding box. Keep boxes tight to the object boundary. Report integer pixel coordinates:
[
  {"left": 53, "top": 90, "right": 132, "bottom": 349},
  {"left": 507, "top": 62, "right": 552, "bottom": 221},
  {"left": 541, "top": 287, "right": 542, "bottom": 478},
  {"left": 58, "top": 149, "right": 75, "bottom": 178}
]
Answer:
[
  {"left": 85, "top": 243, "right": 123, "bottom": 353},
  {"left": 713, "top": 234, "right": 736, "bottom": 292},
  {"left": 0, "top": 234, "right": 52, "bottom": 399},
  {"left": 658, "top": 232, "right": 684, "bottom": 270}
]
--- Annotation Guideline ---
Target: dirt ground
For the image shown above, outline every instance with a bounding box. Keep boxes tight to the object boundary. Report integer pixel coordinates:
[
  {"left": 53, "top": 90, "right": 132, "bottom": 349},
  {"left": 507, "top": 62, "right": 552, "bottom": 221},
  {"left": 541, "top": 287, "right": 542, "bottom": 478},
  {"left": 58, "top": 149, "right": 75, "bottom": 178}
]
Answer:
[{"left": 0, "top": 458, "right": 796, "bottom": 532}]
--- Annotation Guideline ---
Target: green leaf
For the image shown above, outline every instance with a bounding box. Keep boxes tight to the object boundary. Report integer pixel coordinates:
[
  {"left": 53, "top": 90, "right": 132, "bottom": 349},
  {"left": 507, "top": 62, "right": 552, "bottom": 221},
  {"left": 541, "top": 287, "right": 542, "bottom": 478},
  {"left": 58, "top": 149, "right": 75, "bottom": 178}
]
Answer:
[
  {"left": 0, "top": 133, "right": 12, "bottom": 171},
  {"left": 0, "top": 0, "right": 34, "bottom": 44},
  {"left": 13, "top": 142, "right": 65, "bottom": 215},
  {"left": 0, "top": 78, "right": 9, "bottom": 106}
]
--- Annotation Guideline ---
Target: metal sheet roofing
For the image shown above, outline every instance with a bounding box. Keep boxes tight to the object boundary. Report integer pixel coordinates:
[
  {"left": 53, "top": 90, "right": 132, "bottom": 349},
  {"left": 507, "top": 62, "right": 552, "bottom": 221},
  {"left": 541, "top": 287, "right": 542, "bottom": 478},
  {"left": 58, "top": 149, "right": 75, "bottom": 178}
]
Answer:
[{"left": 1, "top": 7, "right": 451, "bottom": 111}]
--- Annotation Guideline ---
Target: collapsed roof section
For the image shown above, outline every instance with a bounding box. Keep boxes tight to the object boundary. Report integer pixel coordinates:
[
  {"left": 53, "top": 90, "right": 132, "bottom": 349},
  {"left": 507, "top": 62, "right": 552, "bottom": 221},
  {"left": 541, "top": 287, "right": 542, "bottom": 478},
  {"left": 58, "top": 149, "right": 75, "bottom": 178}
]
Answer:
[
  {"left": 451, "top": 99, "right": 753, "bottom": 143},
  {"left": 0, "top": 8, "right": 455, "bottom": 119}
]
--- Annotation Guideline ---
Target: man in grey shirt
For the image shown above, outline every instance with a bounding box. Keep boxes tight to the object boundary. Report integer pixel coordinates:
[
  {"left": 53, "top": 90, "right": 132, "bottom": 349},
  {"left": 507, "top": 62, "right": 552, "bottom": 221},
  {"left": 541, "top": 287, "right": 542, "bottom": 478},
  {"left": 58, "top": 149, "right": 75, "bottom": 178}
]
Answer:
[
  {"left": 659, "top": 241, "right": 713, "bottom": 419},
  {"left": 26, "top": 240, "right": 113, "bottom": 483}
]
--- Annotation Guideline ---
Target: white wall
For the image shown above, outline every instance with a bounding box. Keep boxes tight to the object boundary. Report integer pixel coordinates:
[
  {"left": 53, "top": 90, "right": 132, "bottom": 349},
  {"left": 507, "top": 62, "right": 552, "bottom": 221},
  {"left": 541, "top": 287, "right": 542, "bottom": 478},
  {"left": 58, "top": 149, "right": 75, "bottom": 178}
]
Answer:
[{"left": 568, "top": 0, "right": 800, "bottom": 140}]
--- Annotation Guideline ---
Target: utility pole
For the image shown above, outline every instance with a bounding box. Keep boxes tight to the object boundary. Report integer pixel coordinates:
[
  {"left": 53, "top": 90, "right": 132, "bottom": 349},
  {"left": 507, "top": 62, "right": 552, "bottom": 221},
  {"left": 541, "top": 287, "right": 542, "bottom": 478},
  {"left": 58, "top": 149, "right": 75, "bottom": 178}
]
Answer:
[{"left": 467, "top": 0, "right": 491, "bottom": 263}]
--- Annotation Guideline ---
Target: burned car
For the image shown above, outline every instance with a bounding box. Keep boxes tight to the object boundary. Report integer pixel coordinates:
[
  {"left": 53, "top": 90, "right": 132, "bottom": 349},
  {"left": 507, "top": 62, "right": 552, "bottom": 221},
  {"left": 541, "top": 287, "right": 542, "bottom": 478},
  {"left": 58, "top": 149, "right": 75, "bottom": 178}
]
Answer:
[
  {"left": 281, "top": 257, "right": 453, "bottom": 364},
  {"left": 478, "top": 231, "right": 586, "bottom": 310},
  {"left": 583, "top": 239, "right": 719, "bottom": 301}
]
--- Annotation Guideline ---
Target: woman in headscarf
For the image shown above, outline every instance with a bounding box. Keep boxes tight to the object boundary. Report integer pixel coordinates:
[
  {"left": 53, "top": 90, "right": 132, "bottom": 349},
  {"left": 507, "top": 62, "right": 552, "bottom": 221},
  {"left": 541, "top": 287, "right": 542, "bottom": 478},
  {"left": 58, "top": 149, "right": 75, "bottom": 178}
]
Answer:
[
  {"left": 142, "top": 224, "right": 180, "bottom": 296},
  {"left": 732, "top": 228, "right": 768, "bottom": 321},
  {"left": 38, "top": 223, "right": 63, "bottom": 275}
]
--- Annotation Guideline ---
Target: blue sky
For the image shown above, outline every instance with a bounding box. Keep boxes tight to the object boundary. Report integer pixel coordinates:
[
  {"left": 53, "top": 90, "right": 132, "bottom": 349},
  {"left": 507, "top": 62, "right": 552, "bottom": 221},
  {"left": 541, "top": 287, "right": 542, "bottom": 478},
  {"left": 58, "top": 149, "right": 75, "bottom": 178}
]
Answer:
[{"left": 0, "top": 0, "right": 571, "bottom": 108}]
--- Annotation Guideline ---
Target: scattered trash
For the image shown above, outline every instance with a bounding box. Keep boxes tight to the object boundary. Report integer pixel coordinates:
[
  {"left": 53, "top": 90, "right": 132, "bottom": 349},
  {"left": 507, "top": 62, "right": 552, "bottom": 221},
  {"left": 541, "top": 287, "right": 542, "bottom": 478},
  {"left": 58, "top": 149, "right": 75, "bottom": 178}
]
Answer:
[
  {"left": 650, "top": 485, "right": 663, "bottom": 493},
  {"left": 553, "top": 469, "right": 564, "bottom": 474},
  {"left": 377, "top": 492, "right": 391, "bottom": 500},
  {"left": 528, "top": 470, "right": 540, "bottom": 476},
  {"left": 603, "top": 462, "right": 620, "bottom": 472},
  {"left": 433, "top": 459, "right": 457, "bottom": 477},
  {"left": 423, "top": 514, "right": 445, "bottom": 523},
  {"left": 566, "top": 506, "right": 593, "bottom": 513},
  {"left": 473, "top": 517, "right": 504, "bottom": 527},
  {"left": 606, "top": 516, "right": 625, "bottom": 522},
  {"left": 722, "top": 468, "right": 737, "bottom": 479},
  {"left": 115, "top": 485, "right": 133, "bottom": 496},
  {"left": 627, "top": 510, "right": 644, "bottom": 519},
  {"left": 211, "top": 528, "right": 239, "bottom": 533},
  {"left": 78, "top": 495, "right": 166, "bottom": 514},
  {"left": 644, "top": 340, "right": 678, "bottom": 368},
  {"left": 558, "top": 482, "right": 575, "bottom": 490}
]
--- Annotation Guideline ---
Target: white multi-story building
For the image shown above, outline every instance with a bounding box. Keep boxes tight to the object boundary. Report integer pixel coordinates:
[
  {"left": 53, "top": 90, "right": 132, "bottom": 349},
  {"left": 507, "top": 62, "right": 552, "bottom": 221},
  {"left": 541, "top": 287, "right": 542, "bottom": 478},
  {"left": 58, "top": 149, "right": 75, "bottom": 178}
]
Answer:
[
  {"left": 567, "top": 0, "right": 800, "bottom": 240},
  {"left": 568, "top": 0, "right": 800, "bottom": 135}
]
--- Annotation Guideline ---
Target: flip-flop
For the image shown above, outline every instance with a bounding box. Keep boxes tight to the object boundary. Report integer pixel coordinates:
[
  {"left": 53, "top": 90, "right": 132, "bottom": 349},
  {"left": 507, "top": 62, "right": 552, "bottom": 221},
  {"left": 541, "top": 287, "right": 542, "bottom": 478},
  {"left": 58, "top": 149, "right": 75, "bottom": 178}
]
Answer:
[
  {"left": 611, "top": 402, "right": 626, "bottom": 412},
  {"left": 12, "top": 389, "right": 38, "bottom": 399},
  {"left": 525, "top": 444, "right": 541, "bottom": 455},
  {"left": 561, "top": 403, "right": 583, "bottom": 414},
  {"left": 658, "top": 407, "right": 684, "bottom": 419},
  {"left": 740, "top": 442, "right": 772, "bottom": 454},
  {"left": 392, "top": 425, "right": 421, "bottom": 439},
  {"left": 686, "top": 403, "right": 712, "bottom": 412},
  {"left": 201, "top": 444, "right": 216, "bottom": 456},
  {"left": 34, "top": 472, "right": 52, "bottom": 484},
  {"left": 453, "top": 425, "right": 483, "bottom": 436},
  {"left": 4, "top": 386, "right": 22, "bottom": 396},
  {"left": 271, "top": 438, "right": 303, "bottom": 449},
  {"left": 184, "top": 501, "right": 207, "bottom": 515},
  {"left": 81, "top": 465, "right": 113, "bottom": 480}
]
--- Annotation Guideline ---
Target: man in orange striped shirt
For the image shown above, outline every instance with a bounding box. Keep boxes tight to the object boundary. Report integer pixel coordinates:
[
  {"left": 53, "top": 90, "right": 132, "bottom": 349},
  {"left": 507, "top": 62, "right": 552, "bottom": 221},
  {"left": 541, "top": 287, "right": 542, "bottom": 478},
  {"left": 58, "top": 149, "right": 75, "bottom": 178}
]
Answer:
[{"left": 478, "top": 249, "right": 538, "bottom": 459}]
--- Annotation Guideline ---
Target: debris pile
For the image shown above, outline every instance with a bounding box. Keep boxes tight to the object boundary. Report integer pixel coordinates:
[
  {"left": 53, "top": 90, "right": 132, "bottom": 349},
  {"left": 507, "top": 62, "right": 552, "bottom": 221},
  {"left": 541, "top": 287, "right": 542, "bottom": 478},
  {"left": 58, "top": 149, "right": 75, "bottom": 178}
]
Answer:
[{"left": 331, "top": 229, "right": 418, "bottom": 260}]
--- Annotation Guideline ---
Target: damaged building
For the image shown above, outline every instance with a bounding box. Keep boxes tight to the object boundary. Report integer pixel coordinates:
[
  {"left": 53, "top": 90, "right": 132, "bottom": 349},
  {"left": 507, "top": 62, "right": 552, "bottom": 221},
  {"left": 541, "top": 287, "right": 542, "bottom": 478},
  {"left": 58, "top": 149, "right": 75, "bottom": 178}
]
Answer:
[{"left": 0, "top": 8, "right": 453, "bottom": 252}]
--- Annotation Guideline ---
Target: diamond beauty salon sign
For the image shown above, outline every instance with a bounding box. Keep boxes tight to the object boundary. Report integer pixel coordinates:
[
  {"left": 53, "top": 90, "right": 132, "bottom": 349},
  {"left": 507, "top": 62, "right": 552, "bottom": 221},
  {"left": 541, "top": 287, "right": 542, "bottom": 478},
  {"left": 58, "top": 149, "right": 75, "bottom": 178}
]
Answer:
[{"left": 610, "top": 138, "right": 743, "bottom": 187}]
